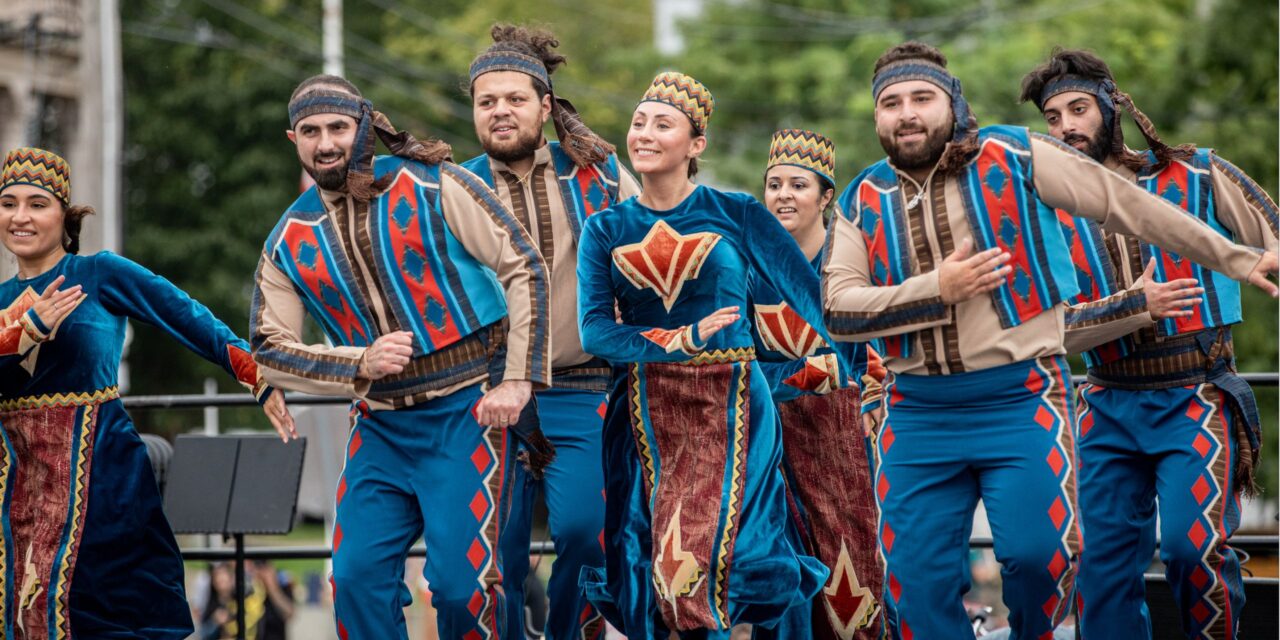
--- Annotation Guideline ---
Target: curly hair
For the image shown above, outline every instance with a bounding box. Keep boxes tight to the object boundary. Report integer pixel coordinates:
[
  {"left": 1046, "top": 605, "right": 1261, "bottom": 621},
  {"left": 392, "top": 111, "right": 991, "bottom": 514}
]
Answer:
[
  {"left": 1017, "top": 48, "right": 1114, "bottom": 107},
  {"left": 476, "top": 23, "right": 565, "bottom": 99},
  {"left": 873, "top": 41, "right": 948, "bottom": 75},
  {"left": 290, "top": 73, "right": 362, "bottom": 102}
]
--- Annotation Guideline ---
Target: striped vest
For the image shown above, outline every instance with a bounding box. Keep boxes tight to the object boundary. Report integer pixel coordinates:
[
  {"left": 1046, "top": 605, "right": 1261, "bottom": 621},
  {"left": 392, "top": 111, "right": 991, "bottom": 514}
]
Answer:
[
  {"left": 265, "top": 156, "right": 507, "bottom": 356},
  {"left": 841, "top": 125, "right": 1079, "bottom": 358},
  {"left": 462, "top": 141, "right": 624, "bottom": 242},
  {"left": 1059, "top": 149, "right": 1241, "bottom": 367}
]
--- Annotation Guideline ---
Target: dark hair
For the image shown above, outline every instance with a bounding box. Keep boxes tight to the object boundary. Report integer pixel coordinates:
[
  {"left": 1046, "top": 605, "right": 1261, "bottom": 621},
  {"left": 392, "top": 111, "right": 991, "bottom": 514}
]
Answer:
[
  {"left": 873, "top": 41, "right": 948, "bottom": 75},
  {"left": 688, "top": 122, "right": 704, "bottom": 179},
  {"left": 470, "top": 24, "right": 565, "bottom": 100},
  {"left": 290, "top": 74, "right": 362, "bottom": 102},
  {"left": 1018, "top": 48, "right": 1114, "bottom": 107},
  {"left": 62, "top": 203, "right": 95, "bottom": 254}
]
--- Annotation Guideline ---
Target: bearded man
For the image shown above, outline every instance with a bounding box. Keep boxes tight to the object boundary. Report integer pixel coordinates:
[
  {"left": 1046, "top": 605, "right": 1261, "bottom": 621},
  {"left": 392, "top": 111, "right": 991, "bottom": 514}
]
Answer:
[
  {"left": 459, "top": 24, "right": 639, "bottom": 640},
  {"left": 820, "top": 41, "right": 1278, "bottom": 640},
  {"left": 251, "top": 74, "right": 551, "bottom": 639},
  {"left": 1021, "top": 49, "right": 1277, "bottom": 639}
]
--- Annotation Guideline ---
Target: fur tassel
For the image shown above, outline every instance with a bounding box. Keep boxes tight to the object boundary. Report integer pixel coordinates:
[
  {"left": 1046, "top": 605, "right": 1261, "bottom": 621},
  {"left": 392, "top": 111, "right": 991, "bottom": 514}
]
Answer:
[
  {"left": 516, "top": 430, "right": 558, "bottom": 479},
  {"left": 552, "top": 96, "right": 615, "bottom": 167}
]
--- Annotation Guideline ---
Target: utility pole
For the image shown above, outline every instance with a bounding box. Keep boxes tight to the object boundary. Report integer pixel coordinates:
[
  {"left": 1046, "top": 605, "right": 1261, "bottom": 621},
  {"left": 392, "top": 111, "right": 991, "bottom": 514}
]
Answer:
[{"left": 323, "top": 0, "right": 343, "bottom": 76}]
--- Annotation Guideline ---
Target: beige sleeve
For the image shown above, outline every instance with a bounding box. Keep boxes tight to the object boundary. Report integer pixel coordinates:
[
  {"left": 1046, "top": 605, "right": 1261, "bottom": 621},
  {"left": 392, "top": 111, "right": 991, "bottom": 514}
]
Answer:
[
  {"left": 1030, "top": 137, "right": 1263, "bottom": 282},
  {"left": 821, "top": 206, "right": 951, "bottom": 341},
  {"left": 616, "top": 164, "right": 642, "bottom": 201},
  {"left": 1062, "top": 285, "right": 1153, "bottom": 354},
  {"left": 1209, "top": 155, "right": 1279, "bottom": 253},
  {"left": 438, "top": 163, "right": 551, "bottom": 387},
  {"left": 249, "top": 254, "right": 370, "bottom": 398}
]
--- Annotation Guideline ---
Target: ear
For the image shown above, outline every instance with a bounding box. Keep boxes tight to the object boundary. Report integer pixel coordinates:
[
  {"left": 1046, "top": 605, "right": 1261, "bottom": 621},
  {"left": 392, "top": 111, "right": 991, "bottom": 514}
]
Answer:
[
  {"left": 819, "top": 187, "right": 835, "bottom": 212},
  {"left": 540, "top": 93, "right": 553, "bottom": 124},
  {"left": 688, "top": 135, "right": 708, "bottom": 160},
  {"left": 286, "top": 129, "right": 297, "bottom": 144}
]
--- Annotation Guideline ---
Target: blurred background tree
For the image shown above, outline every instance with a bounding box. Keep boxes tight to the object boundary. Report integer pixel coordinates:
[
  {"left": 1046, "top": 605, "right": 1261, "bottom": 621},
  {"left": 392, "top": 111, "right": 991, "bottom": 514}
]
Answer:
[{"left": 118, "top": 0, "right": 1276, "bottom": 493}]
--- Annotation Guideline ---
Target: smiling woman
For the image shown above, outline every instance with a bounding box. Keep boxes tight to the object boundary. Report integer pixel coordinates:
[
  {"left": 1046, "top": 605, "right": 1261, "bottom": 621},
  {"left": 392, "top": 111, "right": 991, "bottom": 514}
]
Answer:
[{"left": 0, "top": 147, "right": 294, "bottom": 638}]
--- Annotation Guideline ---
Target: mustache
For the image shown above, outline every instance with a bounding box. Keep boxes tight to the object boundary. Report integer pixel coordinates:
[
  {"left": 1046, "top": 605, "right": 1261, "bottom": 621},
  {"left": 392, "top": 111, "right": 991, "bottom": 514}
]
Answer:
[
  {"left": 1063, "top": 133, "right": 1091, "bottom": 147},
  {"left": 313, "top": 151, "right": 344, "bottom": 163},
  {"left": 895, "top": 125, "right": 927, "bottom": 136}
]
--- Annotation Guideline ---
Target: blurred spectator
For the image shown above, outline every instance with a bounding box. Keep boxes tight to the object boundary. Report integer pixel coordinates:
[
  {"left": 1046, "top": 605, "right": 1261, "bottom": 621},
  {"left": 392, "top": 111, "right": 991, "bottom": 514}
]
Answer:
[{"left": 198, "top": 561, "right": 295, "bottom": 640}]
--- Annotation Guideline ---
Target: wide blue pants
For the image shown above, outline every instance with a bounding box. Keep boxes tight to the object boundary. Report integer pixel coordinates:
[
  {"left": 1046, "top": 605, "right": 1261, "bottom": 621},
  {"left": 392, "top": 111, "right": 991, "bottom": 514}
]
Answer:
[
  {"left": 499, "top": 387, "right": 607, "bottom": 640},
  {"left": 876, "top": 357, "right": 1078, "bottom": 640},
  {"left": 1075, "top": 382, "right": 1245, "bottom": 639},
  {"left": 331, "top": 384, "right": 512, "bottom": 640}
]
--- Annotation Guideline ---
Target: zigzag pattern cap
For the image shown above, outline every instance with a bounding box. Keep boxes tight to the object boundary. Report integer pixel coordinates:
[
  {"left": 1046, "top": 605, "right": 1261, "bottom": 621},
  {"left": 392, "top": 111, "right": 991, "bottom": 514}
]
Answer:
[
  {"left": 640, "top": 71, "right": 714, "bottom": 133},
  {"left": 1, "top": 147, "right": 70, "bottom": 205},
  {"left": 767, "top": 129, "right": 835, "bottom": 186}
]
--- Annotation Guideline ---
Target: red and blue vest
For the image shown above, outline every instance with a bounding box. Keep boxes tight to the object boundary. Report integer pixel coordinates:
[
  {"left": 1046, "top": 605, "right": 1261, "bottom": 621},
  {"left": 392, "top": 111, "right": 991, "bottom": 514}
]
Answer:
[{"left": 836, "top": 125, "right": 1079, "bottom": 358}]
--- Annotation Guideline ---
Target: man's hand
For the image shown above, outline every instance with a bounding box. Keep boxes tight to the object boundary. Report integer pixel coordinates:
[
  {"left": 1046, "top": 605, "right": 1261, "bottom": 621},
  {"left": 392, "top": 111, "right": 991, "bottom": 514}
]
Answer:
[
  {"left": 1137, "top": 258, "right": 1203, "bottom": 319},
  {"left": 261, "top": 389, "right": 297, "bottom": 442},
  {"left": 357, "top": 331, "right": 414, "bottom": 380},
  {"left": 1246, "top": 250, "right": 1278, "bottom": 298},
  {"left": 938, "top": 238, "right": 1012, "bottom": 305},
  {"left": 475, "top": 380, "right": 533, "bottom": 428}
]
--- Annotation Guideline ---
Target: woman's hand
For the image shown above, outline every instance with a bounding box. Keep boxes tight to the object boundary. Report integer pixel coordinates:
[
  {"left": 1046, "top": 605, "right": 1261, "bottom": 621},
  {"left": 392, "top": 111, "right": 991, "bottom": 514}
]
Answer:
[
  {"left": 262, "top": 389, "right": 297, "bottom": 442},
  {"left": 696, "top": 306, "right": 741, "bottom": 343},
  {"left": 28, "top": 275, "right": 83, "bottom": 330}
]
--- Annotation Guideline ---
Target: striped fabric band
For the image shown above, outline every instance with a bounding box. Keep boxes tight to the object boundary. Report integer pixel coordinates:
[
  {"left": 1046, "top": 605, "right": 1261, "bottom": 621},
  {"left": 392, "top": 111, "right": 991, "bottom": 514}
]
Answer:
[
  {"left": 288, "top": 89, "right": 367, "bottom": 128},
  {"left": 469, "top": 50, "right": 551, "bottom": 88}
]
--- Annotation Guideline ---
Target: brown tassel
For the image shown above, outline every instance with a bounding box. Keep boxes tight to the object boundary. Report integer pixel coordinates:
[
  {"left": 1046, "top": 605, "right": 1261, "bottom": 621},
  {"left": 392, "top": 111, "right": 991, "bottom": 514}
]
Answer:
[
  {"left": 1234, "top": 410, "right": 1261, "bottom": 497},
  {"left": 515, "top": 430, "right": 558, "bottom": 479},
  {"left": 551, "top": 96, "right": 614, "bottom": 167},
  {"left": 371, "top": 111, "right": 452, "bottom": 165},
  {"left": 937, "top": 109, "right": 981, "bottom": 176},
  {"left": 1110, "top": 90, "right": 1195, "bottom": 172}
]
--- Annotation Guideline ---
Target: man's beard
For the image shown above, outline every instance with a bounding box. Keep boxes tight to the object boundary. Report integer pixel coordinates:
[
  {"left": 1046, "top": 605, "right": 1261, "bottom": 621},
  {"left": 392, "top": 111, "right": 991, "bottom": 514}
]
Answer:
[
  {"left": 482, "top": 122, "right": 543, "bottom": 164},
  {"left": 305, "top": 152, "right": 348, "bottom": 191},
  {"left": 880, "top": 122, "right": 951, "bottom": 171},
  {"left": 1063, "top": 125, "right": 1112, "bottom": 163}
]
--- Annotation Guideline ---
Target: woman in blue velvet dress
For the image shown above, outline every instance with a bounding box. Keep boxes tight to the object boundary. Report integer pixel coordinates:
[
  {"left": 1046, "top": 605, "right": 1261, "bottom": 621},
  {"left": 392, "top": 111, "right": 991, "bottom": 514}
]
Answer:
[
  {"left": 576, "top": 73, "right": 838, "bottom": 637},
  {"left": 0, "top": 147, "right": 294, "bottom": 639},
  {"left": 749, "top": 130, "right": 886, "bottom": 640}
]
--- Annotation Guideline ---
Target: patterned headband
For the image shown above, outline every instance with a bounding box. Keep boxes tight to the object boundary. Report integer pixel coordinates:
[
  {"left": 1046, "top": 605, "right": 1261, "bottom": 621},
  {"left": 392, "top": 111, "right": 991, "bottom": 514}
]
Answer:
[
  {"left": 288, "top": 89, "right": 367, "bottom": 129},
  {"left": 871, "top": 58, "right": 976, "bottom": 144},
  {"left": 1, "top": 147, "right": 70, "bottom": 205},
  {"left": 766, "top": 129, "right": 835, "bottom": 187},
  {"left": 640, "top": 72, "right": 714, "bottom": 134},
  {"left": 469, "top": 49, "right": 552, "bottom": 89},
  {"left": 1037, "top": 74, "right": 1117, "bottom": 130}
]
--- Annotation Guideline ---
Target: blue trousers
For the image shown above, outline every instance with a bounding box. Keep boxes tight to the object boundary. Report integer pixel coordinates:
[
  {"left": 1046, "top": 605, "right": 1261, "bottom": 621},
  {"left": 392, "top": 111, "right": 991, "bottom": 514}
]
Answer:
[
  {"left": 331, "top": 384, "right": 512, "bottom": 640},
  {"left": 499, "top": 387, "right": 607, "bottom": 640},
  {"left": 1075, "top": 383, "right": 1245, "bottom": 639},
  {"left": 876, "top": 357, "right": 1078, "bottom": 640}
]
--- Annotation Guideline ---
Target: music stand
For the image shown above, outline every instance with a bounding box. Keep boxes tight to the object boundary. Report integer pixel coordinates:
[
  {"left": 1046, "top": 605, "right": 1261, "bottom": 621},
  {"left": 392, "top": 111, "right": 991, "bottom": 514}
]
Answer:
[{"left": 165, "top": 435, "right": 307, "bottom": 640}]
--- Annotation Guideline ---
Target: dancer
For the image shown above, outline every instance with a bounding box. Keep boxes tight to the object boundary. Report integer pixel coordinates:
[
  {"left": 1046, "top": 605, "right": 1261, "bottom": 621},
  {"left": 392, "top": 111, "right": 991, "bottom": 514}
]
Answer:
[
  {"left": 751, "top": 129, "right": 885, "bottom": 640},
  {"left": 821, "top": 42, "right": 1277, "bottom": 639},
  {"left": 1021, "top": 49, "right": 1278, "bottom": 638},
  {"left": 250, "top": 75, "right": 550, "bottom": 639},
  {"left": 0, "top": 146, "right": 292, "bottom": 638},
  {"left": 462, "top": 24, "right": 639, "bottom": 639},
  {"left": 576, "top": 72, "right": 836, "bottom": 637}
]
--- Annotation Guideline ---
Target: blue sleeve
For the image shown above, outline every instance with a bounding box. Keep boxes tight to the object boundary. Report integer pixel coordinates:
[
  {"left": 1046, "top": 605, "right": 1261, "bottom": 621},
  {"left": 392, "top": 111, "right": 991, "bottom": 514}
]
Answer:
[
  {"left": 576, "top": 216, "right": 709, "bottom": 363},
  {"left": 739, "top": 197, "right": 855, "bottom": 386},
  {"left": 95, "top": 252, "right": 271, "bottom": 403}
]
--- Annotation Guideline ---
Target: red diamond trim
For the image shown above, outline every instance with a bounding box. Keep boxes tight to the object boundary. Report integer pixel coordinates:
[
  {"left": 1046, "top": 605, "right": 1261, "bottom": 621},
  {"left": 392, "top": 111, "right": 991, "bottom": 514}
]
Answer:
[
  {"left": 1048, "top": 550, "right": 1067, "bottom": 580},
  {"left": 890, "top": 386, "right": 904, "bottom": 406},
  {"left": 1192, "top": 434, "right": 1212, "bottom": 458},
  {"left": 1191, "top": 476, "right": 1211, "bottom": 505},
  {"left": 1024, "top": 368, "right": 1044, "bottom": 394},
  {"left": 1189, "top": 567, "right": 1210, "bottom": 590},
  {"left": 469, "top": 490, "right": 489, "bottom": 521},
  {"left": 1046, "top": 448, "right": 1065, "bottom": 476},
  {"left": 466, "top": 538, "right": 487, "bottom": 570},
  {"left": 1079, "top": 412, "right": 1094, "bottom": 437},
  {"left": 1039, "top": 633, "right": 1054, "bottom": 640},
  {"left": 889, "top": 573, "right": 902, "bottom": 602},
  {"left": 1042, "top": 593, "right": 1060, "bottom": 620},
  {"left": 467, "top": 590, "right": 485, "bottom": 617},
  {"left": 1188, "top": 521, "right": 1208, "bottom": 549},
  {"left": 1191, "top": 601, "right": 1210, "bottom": 622},
  {"left": 336, "top": 476, "right": 347, "bottom": 505},
  {"left": 471, "top": 445, "right": 493, "bottom": 473},
  {"left": 881, "top": 425, "right": 895, "bottom": 452},
  {"left": 883, "top": 523, "right": 896, "bottom": 553},
  {"left": 333, "top": 524, "right": 344, "bottom": 552},
  {"left": 877, "top": 474, "right": 890, "bottom": 501},
  {"left": 1185, "top": 400, "right": 1206, "bottom": 422},
  {"left": 597, "top": 401, "right": 607, "bottom": 419},
  {"left": 1035, "top": 406, "right": 1055, "bottom": 431},
  {"left": 901, "top": 622, "right": 913, "bottom": 640},
  {"left": 463, "top": 631, "right": 483, "bottom": 640},
  {"left": 347, "top": 430, "right": 363, "bottom": 459},
  {"left": 1048, "top": 497, "right": 1067, "bottom": 530}
]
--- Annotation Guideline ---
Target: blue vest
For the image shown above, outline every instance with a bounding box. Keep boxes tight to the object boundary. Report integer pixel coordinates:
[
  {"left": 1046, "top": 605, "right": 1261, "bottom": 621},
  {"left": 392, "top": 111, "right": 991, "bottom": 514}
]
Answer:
[
  {"left": 837, "top": 125, "right": 1079, "bottom": 358},
  {"left": 462, "top": 141, "right": 624, "bottom": 242},
  {"left": 264, "top": 156, "right": 507, "bottom": 357},
  {"left": 1060, "top": 149, "right": 1241, "bottom": 367}
]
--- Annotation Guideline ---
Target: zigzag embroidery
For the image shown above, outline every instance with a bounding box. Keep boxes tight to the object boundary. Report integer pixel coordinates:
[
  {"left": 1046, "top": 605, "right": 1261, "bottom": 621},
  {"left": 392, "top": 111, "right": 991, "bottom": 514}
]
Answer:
[{"left": 0, "top": 387, "right": 120, "bottom": 412}]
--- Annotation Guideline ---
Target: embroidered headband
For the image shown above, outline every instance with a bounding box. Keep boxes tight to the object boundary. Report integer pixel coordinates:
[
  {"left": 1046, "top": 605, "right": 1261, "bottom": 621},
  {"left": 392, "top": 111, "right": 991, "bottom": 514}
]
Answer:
[
  {"left": 871, "top": 58, "right": 976, "bottom": 145},
  {"left": 288, "top": 88, "right": 367, "bottom": 129},
  {"left": 766, "top": 129, "right": 835, "bottom": 187},
  {"left": 640, "top": 71, "right": 715, "bottom": 134},
  {"left": 1036, "top": 74, "right": 1117, "bottom": 132},
  {"left": 1, "top": 147, "right": 70, "bottom": 205},
  {"left": 469, "top": 49, "right": 552, "bottom": 89}
]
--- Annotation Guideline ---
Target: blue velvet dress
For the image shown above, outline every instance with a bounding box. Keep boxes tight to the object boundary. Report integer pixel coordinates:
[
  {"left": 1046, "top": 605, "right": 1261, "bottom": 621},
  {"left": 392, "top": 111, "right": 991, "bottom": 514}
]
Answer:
[
  {"left": 0, "top": 252, "right": 266, "bottom": 639},
  {"left": 576, "top": 186, "right": 833, "bottom": 636}
]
